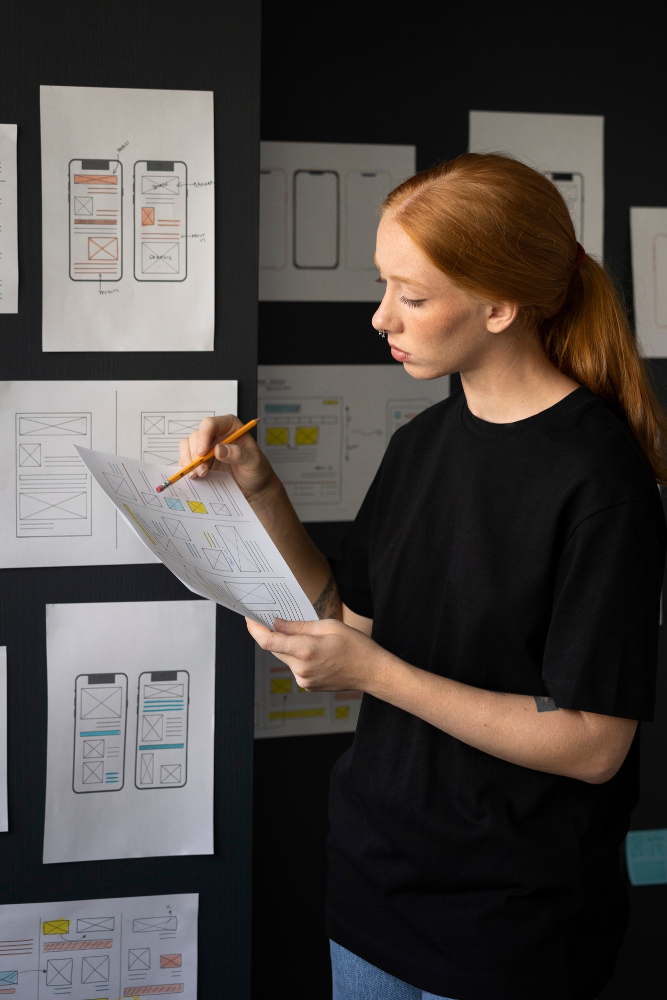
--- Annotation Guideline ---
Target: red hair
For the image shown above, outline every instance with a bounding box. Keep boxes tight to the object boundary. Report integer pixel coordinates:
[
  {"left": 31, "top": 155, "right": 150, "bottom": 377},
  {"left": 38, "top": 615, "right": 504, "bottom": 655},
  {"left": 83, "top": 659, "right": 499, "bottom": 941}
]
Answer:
[{"left": 384, "top": 153, "right": 667, "bottom": 483}]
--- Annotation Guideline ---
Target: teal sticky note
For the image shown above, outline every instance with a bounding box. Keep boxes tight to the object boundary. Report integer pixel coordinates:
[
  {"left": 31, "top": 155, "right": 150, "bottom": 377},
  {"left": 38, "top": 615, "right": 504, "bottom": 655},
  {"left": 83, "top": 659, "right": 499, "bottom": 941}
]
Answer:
[{"left": 625, "top": 829, "right": 667, "bottom": 886}]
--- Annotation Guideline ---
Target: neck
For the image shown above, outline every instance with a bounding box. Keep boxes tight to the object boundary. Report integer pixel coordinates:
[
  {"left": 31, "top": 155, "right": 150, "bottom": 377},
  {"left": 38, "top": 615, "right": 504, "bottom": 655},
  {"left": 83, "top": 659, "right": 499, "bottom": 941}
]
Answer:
[{"left": 460, "top": 330, "right": 580, "bottom": 424}]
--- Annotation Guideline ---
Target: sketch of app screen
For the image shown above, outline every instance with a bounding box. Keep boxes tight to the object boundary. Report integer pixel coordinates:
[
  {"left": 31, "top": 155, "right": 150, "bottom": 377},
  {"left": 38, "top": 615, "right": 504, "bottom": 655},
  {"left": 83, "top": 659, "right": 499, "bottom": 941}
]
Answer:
[
  {"left": 69, "top": 160, "right": 122, "bottom": 281},
  {"left": 293, "top": 170, "right": 339, "bottom": 269},
  {"left": 386, "top": 399, "right": 434, "bottom": 442},
  {"left": 259, "top": 168, "right": 287, "bottom": 269},
  {"left": 134, "top": 161, "right": 187, "bottom": 281},
  {"left": 345, "top": 170, "right": 391, "bottom": 270},
  {"left": 73, "top": 673, "right": 128, "bottom": 793},
  {"left": 544, "top": 172, "right": 584, "bottom": 242},
  {"left": 135, "top": 671, "right": 189, "bottom": 789},
  {"left": 653, "top": 234, "right": 667, "bottom": 328}
]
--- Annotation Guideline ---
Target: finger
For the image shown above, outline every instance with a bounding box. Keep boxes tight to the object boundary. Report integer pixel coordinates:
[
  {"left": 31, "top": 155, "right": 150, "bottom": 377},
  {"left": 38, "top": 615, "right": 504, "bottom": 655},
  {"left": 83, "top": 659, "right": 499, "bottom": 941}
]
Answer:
[
  {"left": 196, "top": 415, "right": 241, "bottom": 462},
  {"left": 273, "top": 617, "right": 330, "bottom": 634},
  {"left": 246, "top": 619, "right": 315, "bottom": 658},
  {"left": 179, "top": 433, "right": 194, "bottom": 470},
  {"left": 214, "top": 440, "right": 261, "bottom": 469}
]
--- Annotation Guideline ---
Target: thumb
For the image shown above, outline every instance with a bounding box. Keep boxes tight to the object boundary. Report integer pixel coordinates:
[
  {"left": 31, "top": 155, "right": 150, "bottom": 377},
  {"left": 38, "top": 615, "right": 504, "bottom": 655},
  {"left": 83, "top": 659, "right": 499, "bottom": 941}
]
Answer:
[{"left": 273, "top": 617, "right": 317, "bottom": 634}]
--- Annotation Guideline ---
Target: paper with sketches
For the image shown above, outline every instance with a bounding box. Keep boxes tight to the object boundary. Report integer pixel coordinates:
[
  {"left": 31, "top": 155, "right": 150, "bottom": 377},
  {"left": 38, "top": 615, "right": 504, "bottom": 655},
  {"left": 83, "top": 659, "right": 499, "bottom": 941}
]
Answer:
[
  {"left": 259, "top": 142, "right": 415, "bottom": 301},
  {"left": 0, "top": 380, "right": 236, "bottom": 568},
  {"left": 76, "top": 447, "right": 317, "bottom": 628},
  {"left": 0, "top": 125, "right": 18, "bottom": 313},
  {"left": 469, "top": 111, "right": 604, "bottom": 257},
  {"left": 0, "top": 892, "right": 197, "bottom": 997},
  {"left": 44, "top": 602, "right": 214, "bottom": 863},
  {"left": 630, "top": 207, "right": 667, "bottom": 357},
  {"left": 625, "top": 828, "right": 667, "bottom": 885},
  {"left": 255, "top": 644, "right": 360, "bottom": 738},
  {"left": 258, "top": 365, "right": 450, "bottom": 521},
  {"left": 0, "top": 648, "right": 6, "bottom": 831},
  {"left": 40, "top": 85, "right": 214, "bottom": 351}
]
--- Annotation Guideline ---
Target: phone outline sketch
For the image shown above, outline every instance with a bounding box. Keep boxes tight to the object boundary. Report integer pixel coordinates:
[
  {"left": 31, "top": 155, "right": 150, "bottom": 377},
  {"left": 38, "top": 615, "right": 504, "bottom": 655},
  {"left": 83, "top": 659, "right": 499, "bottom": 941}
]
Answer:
[
  {"left": 135, "top": 670, "right": 190, "bottom": 790},
  {"left": 72, "top": 672, "right": 128, "bottom": 794},
  {"left": 133, "top": 160, "right": 187, "bottom": 282},
  {"left": 652, "top": 233, "right": 667, "bottom": 329},
  {"left": 293, "top": 169, "right": 339, "bottom": 269},
  {"left": 544, "top": 171, "right": 584, "bottom": 243},
  {"left": 68, "top": 159, "right": 123, "bottom": 282},
  {"left": 344, "top": 169, "right": 391, "bottom": 271}
]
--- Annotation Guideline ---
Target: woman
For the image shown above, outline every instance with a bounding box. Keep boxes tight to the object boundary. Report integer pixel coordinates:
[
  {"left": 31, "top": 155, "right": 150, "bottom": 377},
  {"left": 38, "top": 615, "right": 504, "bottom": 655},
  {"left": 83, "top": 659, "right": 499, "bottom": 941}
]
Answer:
[{"left": 182, "top": 154, "right": 667, "bottom": 1000}]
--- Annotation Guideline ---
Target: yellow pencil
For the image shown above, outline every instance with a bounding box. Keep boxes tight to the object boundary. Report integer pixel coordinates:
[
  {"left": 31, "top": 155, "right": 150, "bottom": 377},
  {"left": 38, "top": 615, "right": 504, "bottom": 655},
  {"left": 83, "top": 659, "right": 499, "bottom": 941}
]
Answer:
[{"left": 155, "top": 417, "right": 261, "bottom": 492}]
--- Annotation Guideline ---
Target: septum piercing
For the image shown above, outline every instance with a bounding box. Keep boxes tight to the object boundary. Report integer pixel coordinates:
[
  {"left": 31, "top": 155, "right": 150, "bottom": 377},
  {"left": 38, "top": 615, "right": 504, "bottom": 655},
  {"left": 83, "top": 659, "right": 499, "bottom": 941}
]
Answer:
[{"left": 377, "top": 329, "right": 387, "bottom": 338}]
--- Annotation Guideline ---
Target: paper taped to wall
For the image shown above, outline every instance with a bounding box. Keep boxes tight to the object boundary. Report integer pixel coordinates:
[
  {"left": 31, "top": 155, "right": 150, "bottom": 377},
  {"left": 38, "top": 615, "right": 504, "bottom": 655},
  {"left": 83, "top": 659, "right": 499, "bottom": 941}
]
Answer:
[
  {"left": 630, "top": 207, "right": 667, "bottom": 357},
  {"left": 44, "top": 601, "right": 215, "bottom": 863},
  {"left": 0, "top": 892, "right": 197, "bottom": 998},
  {"left": 0, "top": 125, "right": 18, "bottom": 313},
  {"left": 76, "top": 447, "right": 317, "bottom": 628},
  {"left": 0, "top": 647, "right": 6, "bottom": 832}
]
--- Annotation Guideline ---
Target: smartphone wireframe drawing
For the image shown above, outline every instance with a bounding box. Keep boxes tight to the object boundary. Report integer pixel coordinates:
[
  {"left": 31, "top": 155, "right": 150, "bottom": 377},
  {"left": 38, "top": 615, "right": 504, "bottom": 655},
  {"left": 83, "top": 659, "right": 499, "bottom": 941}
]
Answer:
[
  {"left": 345, "top": 170, "right": 391, "bottom": 270},
  {"left": 135, "top": 670, "right": 190, "bottom": 789},
  {"left": 73, "top": 672, "right": 128, "bottom": 793},
  {"left": 133, "top": 160, "right": 187, "bottom": 281},
  {"left": 259, "top": 168, "right": 287, "bottom": 269},
  {"left": 544, "top": 171, "right": 584, "bottom": 242},
  {"left": 293, "top": 170, "right": 339, "bottom": 269},
  {"left": 653, "top": 234, "right": 667, "bottom": 328},
  {"left": 68, "top": 159, "right": 122, "bottom": 281}
]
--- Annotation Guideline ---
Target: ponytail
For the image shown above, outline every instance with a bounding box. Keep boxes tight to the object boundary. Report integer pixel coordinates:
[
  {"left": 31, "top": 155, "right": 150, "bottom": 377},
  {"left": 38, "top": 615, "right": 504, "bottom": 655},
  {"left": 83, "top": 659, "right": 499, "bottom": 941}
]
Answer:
[{"left": 385, "top": 153, "right": 667, "bottom": 483}]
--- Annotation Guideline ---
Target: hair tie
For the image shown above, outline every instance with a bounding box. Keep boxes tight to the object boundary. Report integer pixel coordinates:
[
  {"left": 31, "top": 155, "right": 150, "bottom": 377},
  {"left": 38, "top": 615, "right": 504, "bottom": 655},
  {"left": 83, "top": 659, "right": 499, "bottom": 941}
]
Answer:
[{"left": 574, "top": 242, "right": 586, "bottom": 270}]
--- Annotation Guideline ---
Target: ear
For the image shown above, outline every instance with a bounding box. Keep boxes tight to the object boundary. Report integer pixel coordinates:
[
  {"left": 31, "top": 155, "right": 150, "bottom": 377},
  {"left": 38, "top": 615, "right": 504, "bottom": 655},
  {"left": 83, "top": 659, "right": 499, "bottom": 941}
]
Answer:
[{"left": 486, "top": 300, "right": 519, "bottom": 334}]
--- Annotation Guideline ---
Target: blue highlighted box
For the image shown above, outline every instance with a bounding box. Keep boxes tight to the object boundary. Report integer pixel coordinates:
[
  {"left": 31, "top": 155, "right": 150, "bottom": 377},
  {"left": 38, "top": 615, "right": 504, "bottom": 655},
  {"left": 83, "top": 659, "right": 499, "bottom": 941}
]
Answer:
[
  {"left": 165, "top": 497, "right": 184, "bottom": 511},
  {"left": 80, "top": 730, "right": 120, "bottom": 737},
  {"left": 0, "top": 971, "right": 18, "bottom": 986},
  {"left": 139, "top": 743, "right": 184, "bottom": 751},
  {"left": 625, "top": 829, "right": 667, "bottom": 885}
]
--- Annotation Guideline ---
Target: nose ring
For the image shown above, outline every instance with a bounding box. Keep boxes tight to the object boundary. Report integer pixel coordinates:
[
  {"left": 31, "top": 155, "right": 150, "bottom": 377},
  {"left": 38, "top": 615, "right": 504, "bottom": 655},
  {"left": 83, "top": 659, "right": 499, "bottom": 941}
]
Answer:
[{"left": 377, "top": 329, "right": 387, "bottom": 338}]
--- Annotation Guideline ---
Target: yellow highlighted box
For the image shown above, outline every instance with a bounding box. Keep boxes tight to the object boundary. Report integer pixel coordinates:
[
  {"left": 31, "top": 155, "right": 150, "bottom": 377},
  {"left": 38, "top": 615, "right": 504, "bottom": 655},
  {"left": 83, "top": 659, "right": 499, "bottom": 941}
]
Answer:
[
  {"left": 43, "top": 919, "right": 70, "bottom": 935},
  {"left": 268, "top": 708, "right": 326, "bottom": 720},
  {"left": 296, "top": 426, "right": 319, "bottom": 446},
  {"left": 266, "top": 427, "right": 288, "bottom": 446},
  {"left": 335, "top": 706, "right": 350, "bottom": 720},
  {"left": 270, "top": 677, "right": 292, "bottom": 695},
  {"left": 187, "top": 500, "right": 207, "bottom": 514}
]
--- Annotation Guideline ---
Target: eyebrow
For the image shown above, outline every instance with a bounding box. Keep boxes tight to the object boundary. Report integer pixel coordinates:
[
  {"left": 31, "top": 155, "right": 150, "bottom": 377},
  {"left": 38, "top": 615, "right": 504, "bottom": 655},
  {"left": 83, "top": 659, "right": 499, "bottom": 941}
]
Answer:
[{"left": 373, "top": 256, "right": 429, "bottom": 291}]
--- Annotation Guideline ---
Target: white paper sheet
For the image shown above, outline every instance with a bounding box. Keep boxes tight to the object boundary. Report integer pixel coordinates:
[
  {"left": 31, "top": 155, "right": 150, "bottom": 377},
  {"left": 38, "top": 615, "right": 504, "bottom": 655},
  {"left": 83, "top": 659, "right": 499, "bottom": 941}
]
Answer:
[
  {"left": 0, "top": 647, "right": 6, "bottom": 832},
  {"left": 0, "top": 892, "right": 197, "bottom": 998},
  {"left": 40, "top": 86, "right": 214, "bottom": 351},
  {"left": 469, "top": 111, "right": 604, "bottom": 257},
  {"left": 44, "top": 602, "right": 215, "bottom": 864},
  {"left": 630, "top": 207, "right": 667, "bottom": 357},
  {"left": 258, "top": 365, "right": 450, "bottom": 521},
  {"left": 0, "top": 380, "right": 236, "bottom": 568},
  {"left": 0, "top": 124, "right": 18, "bottom": 313},
  {"left": 255, "top": 644, "right": 360, "bottom": 739},
  {"left": 76, "top": 447, "right": 317, "bottom": 629},
  {"left": 259, "top": 142, "right": 415, "bottom": 301}
]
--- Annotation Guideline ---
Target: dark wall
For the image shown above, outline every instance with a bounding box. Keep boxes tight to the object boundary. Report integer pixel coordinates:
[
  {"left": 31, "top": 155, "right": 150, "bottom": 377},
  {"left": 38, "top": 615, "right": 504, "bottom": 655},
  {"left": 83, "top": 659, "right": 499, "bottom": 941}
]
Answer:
[
  {"left": 254, "top": 5, "right": 667, "bottom": 998},
  {"left": 0, "top": 2, "right": 261, "bottom": 997}
]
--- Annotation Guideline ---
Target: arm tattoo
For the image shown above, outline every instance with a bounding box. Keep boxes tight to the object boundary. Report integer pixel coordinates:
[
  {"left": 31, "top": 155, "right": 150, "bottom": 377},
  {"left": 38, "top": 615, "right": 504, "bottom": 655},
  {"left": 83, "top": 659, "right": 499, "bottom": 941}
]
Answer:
[
  {"left": 313, "top": 571, "right": 342, "bottom": 620},
  {"left": 534, "top": 695, "right": 559, "bottom": 713}
]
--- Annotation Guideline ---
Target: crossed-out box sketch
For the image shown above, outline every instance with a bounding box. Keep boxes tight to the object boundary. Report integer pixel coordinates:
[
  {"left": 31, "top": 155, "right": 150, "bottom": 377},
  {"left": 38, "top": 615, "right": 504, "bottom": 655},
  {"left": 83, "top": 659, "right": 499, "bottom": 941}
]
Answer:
[
  {"left": 128, "top": 947, "right": 151, "bottom": 971},
  {"left": 133, "top": 916, "right": 178, "bottom": 933},
  {"left": 81, "top": 954, "right": 109, "bottom": 983},
  {"left": 0, "top": 971, "right": 18, "bottom": 986},
  {"left": 142, "top": 242, "right": 180, "bottom": 274},
  {"left": 88, "top": 236, "right": 118, "bottom": 261},
  {"left": 81, "top": 686, "right": 123, "bottom": 719},
  {"left": 76, "top": 916, "right": 115, "bottom": 933},
  {"left": 46, "top": 958, "right": 73, "bottom": 986}
]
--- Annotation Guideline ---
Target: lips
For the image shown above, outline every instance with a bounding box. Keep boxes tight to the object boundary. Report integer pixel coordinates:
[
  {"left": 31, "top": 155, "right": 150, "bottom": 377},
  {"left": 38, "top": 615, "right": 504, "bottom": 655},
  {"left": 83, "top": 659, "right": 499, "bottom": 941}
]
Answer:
[{"left": 388, "top": 341, "right": 411, "bottom": 362}]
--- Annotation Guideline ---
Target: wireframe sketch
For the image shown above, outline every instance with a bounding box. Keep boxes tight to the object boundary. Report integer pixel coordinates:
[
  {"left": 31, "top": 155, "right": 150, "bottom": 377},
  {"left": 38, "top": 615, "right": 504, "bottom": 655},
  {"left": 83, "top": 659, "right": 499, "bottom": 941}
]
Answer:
[
  {"left": 142, "top": 410, "right": 214, "bottom": 465},
  {"left": 135, "top": 671, "right": 189, "bottom": 790},
  {"left": 254, "top": 643, "right": 361, "bottom": 738},
  {"left": 345, "top": 170, "right": 391, "bottom": 270},
  {"left": 293, "top": 170, "right": 339, "bottom": 269},
  {"left": 260, "top": 396, "right": 343, "bottom": 506},
  {"left": 134, "top": 161, "right": 187, "bottom": 281},
  {"left": 15, "top": 412, "right": 92, "bottom": 540},
  {"left": 69, "top": 159, "right": 122, "bottom": 281},
  {"left": 653, "top": 234, "right": 667, "bottom": 329},
  {"left": 72, "top": 673, "right": 128, "bottom": 793},
  {"left": 543, "top": 171, "right": 584, "bottom": 242},
  {"left": 46, "top": 957, "right": 73, "bottom": 986},
  {"left": 259, "top": 168, "right": 287, "bottom": 269}
]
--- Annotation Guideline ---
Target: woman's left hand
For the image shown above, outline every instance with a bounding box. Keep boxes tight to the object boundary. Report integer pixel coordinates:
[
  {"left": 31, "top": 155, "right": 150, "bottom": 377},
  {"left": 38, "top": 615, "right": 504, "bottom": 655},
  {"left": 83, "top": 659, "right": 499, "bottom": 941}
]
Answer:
[{"left": 246, "top": 617, "right": 388, "bottom": 693}]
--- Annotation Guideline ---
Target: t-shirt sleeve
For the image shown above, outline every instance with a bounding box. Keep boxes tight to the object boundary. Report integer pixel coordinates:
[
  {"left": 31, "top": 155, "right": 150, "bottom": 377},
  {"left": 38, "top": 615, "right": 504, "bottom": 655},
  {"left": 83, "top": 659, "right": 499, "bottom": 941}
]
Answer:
[
  {"left": 330, "top": 471, "right": 382, "bottom": 620},
  {"left": 542, "top": 500, "right": 666, "bottom": 721}
]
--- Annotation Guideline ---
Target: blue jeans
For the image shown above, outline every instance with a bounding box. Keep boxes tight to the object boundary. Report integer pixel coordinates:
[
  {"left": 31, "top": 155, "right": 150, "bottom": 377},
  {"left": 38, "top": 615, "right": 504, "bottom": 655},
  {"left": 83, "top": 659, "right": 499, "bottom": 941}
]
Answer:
[{"left": 330, "top": 941, "right": 457, "bottom": 1000}]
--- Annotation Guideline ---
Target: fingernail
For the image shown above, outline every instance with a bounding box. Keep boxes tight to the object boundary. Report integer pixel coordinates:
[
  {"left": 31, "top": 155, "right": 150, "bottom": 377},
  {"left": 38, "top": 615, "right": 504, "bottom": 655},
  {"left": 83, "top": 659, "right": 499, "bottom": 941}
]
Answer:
[
  {"left": 197, "top": 465, "right": 206, "bottom": 476},
  {"left": 218, "top": 445, "right": 228, "bottom": 458},
  {"left": 197, "top": 445, "right": 206, "bottom": 456}
]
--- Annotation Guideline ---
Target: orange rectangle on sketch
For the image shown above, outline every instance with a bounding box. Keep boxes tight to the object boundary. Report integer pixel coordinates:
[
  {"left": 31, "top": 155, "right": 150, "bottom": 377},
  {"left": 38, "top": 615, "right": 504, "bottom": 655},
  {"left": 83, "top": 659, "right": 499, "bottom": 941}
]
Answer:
[
  {"left": 74, "top": 218, "right": 117, "bottom": 225},
  {"left": 160, "top": 954, "right": 182, "bottom": 968},
  {"left": 124, "top": 986, "right": 184, "bottom": 995},
  {"left": 43, "top": 938, "right": 113, "bottom": 952},
  {"left": 142, "top": 207, "right": 155, "bottom": 226},
  {"left": 74, "top": 174, "right": 118, "bottom": 184}
]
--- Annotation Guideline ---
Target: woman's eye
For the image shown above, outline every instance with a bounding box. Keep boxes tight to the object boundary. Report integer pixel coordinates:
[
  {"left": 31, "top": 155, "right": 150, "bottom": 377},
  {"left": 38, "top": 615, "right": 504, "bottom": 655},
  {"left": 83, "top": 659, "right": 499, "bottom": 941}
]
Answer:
[{"left": 400, "top": 295, "right": 425, "bottom": 308}]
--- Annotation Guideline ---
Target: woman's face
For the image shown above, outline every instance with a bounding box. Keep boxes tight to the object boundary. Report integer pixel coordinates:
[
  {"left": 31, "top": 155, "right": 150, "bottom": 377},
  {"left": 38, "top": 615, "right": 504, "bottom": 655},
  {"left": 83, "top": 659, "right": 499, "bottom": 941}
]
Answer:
[{"left": 372, "top": 213, "right": 516, "bottom": 380}]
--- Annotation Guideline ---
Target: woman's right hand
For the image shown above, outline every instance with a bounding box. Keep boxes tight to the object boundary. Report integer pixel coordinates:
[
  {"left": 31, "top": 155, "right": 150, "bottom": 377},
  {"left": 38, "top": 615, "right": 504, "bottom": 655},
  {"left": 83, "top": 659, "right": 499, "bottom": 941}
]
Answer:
[{"left": 178, "top": 415, "right": 277, "bottom": 502}]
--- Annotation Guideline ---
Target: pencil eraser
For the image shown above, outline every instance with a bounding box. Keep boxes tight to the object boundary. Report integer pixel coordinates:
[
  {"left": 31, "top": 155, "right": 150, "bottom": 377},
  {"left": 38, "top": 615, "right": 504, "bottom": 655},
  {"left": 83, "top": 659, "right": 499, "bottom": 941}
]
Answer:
[{"left": 155, "top": 485, "right": 164, "bottom": 493}]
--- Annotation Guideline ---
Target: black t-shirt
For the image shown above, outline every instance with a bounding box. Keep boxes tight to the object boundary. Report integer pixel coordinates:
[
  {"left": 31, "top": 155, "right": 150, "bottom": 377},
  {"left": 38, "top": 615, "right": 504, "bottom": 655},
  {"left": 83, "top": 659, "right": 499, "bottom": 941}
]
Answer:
[{"left": 327, "top": 386, "right": 666, "bottom": 1000}]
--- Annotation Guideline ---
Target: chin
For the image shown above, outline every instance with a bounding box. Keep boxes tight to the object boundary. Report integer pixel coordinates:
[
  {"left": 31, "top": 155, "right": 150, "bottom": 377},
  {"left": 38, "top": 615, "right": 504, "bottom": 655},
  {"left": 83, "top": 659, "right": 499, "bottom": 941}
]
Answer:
[{"left": 403, "top": 360, "right": 452, "bottom": 381}]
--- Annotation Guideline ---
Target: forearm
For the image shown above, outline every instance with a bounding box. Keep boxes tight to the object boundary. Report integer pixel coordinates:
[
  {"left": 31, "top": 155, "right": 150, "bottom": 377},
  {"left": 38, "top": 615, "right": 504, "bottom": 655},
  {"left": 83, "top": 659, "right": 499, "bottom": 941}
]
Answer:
[
  {"left": 367, "top": 653, "right": 633, "bottom": 783},
  {"left": 247, "top": 473, "right": 339, "bottom": 614}
]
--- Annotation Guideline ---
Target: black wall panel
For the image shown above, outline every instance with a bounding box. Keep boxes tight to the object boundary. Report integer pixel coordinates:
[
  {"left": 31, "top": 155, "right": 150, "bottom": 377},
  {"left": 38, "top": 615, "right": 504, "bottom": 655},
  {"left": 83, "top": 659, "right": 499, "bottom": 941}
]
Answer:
[
  {"left": 0, "top": 2, "right": 261, "bottom": 997},
  {"left": 255, "top": 4, "right": 667, "bottom": 998}
]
